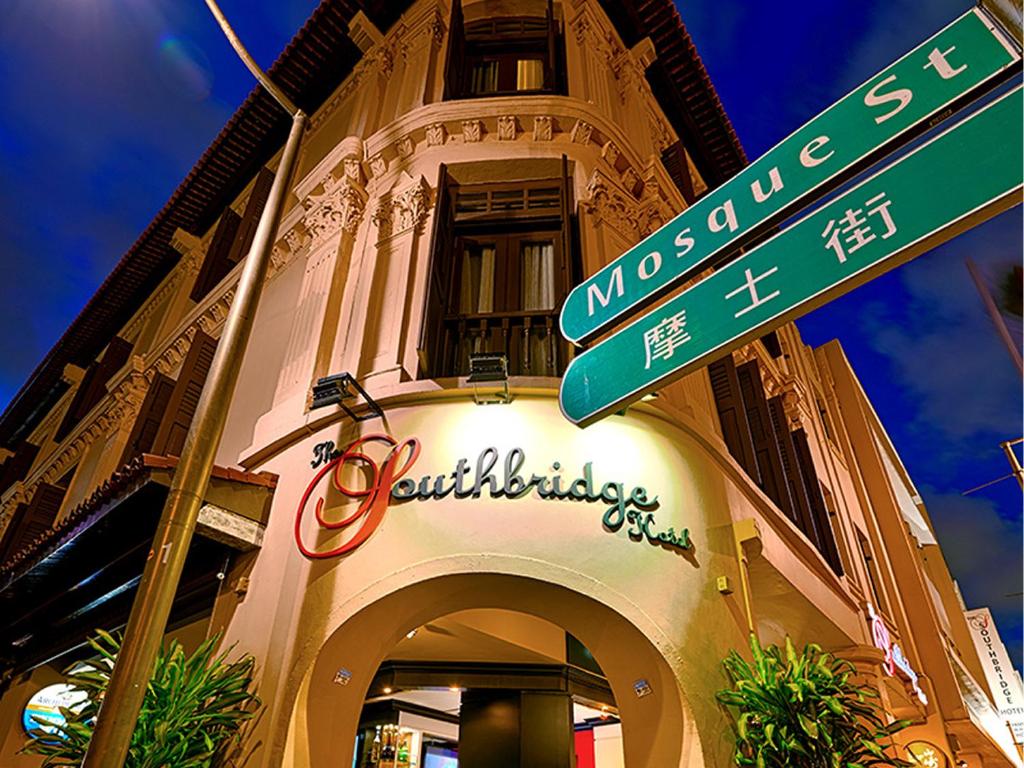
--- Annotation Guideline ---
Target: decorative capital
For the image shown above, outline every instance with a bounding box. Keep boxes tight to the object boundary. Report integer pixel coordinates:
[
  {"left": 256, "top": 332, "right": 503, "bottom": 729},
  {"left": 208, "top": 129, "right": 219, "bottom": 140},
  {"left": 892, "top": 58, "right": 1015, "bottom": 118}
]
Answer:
[{"left": 374, "top": 174, "right": 433, "bottom": 242}]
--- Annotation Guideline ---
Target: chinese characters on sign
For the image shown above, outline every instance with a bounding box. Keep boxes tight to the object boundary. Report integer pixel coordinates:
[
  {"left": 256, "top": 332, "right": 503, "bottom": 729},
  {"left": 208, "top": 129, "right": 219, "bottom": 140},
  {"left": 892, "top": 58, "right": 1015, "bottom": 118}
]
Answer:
[
  {"left": 823, "top": 192, "right": 897, "bottom": 263},
  {"left": 643, "top": 310, "right": 690, "bottom": 369},
  {"left": 559, "top": 87, "right": 1022, "bottom": 427},
  {"left": 640, "top": 196, "right": 899, "bottom": 366}
]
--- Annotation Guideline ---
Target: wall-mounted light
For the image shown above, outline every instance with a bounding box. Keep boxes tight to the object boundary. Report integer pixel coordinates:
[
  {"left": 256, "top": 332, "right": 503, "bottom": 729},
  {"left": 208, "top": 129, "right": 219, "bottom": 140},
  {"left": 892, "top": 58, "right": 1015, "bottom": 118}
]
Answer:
[
  {"left": 311, "top": 372, "right": 383, "bottom": 421},
  {"left": 467, "top": 353, "right": 510, "bottom": 405}
]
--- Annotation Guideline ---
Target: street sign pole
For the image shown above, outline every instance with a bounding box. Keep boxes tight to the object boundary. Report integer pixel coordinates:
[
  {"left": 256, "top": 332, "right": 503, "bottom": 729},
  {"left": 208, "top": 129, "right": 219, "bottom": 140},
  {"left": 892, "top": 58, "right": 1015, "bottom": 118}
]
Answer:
[
  {"left": 559, "top": 8, "right": 1020, "bottom": 345},
  {"left": 560, "top": 86, "right": 1023, "bottom": 427}
]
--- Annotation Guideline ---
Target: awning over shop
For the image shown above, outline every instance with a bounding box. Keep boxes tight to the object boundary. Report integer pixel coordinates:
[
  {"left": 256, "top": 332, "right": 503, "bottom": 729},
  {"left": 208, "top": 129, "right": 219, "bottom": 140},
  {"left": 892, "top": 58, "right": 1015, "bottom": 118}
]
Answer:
[{"left": 0, "top": 455, "right": 276, "bottom": 675}]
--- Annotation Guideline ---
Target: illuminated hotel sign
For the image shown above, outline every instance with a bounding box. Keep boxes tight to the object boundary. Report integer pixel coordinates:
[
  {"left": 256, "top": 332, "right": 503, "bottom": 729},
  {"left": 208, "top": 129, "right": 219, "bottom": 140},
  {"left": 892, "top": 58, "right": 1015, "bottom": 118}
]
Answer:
[
  {"left": 965, "top": 608, "right": 1024, "bottom": 743},
  {"left": 867, "top": 603, "right": 928, "bottom": 706},
  {"left": 295, "top": 434, "right": 692, "bottom": 560}
]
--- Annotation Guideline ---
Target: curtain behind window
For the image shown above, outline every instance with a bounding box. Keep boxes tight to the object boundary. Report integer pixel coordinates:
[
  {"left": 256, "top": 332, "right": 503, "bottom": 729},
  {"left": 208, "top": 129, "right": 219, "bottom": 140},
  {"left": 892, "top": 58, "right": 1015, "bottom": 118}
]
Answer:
[
  {"left": 521, "top": 241, "right": 555, "bottom": 310},
  {"left": 470, "top": 61, "right": 499, "bottom": 94},
  {"left": 516, "top": 59, "right": 545, "bottom": 90},
  {"left": 460, "top": 245, "right": 495, "bottom": 313}
]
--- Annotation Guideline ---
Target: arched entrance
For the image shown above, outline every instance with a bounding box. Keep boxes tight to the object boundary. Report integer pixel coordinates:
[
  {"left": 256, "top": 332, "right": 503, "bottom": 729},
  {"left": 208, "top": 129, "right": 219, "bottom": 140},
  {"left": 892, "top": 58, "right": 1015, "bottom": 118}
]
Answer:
[{"left": 293, "top": 564, "right": 706, "bottom": 767}]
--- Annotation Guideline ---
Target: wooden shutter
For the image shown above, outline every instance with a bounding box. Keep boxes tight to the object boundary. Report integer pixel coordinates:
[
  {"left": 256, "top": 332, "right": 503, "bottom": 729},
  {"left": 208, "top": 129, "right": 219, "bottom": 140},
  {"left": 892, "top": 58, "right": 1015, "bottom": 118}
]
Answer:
[
  {"left": 545, "top": 0, "right": 557, "bottom": 92},
  {"left": 0, "top": 442, "right": 39, "bottom": 498},
  {"left": 559, "top": 155, "right": 575, "bottom": 299},
  {"left": 736, "top": 360, "right": 793, "bottom": 517},
  {"left": 151, "top": 331, "right": 218, "bottom": 457},
  {"left": 54, "top": 337, "right": 134, "bottom": 441},
  {"left": 227, "top": 168, "right": 275, "bottom": 264},
  {"left": 417, "top": 165, "right": 456, "bottom": 378},
  {"left": 767, "top": 396, "right": 815, "bottom": 532},
  {"left": 120, "top": 373, "right": 175, "bottom": 465},
  {"left": 190, "top": 210, "right": 242, "bottom": 302},
  {"left": 660, "top": 141, "right": 696, "bottom": 204},
  {"left": 0, "top": 503, "right": 29, "bottom": 565},
  {"left": 442, "top": 0, "right": 465, "bottom": 99},
  {"left": 0, "top": 482, "right": 66, "bottom": 564},
  {"left": 707, "top": 356, "right": 759, "bottom": 481},
  {"left": 792, "top": 429, "right": 844, "bottom": 574}
]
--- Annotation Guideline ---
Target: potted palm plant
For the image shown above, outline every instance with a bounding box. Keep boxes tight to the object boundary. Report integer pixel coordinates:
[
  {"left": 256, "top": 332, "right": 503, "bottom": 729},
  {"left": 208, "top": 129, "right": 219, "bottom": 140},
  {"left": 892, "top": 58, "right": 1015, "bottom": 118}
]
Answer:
[
  {"left": 717, "top": 634, "right": 912, "bottom": 768},
  {"left": 23, "top": 629, "right": 260, "bottom": 768}
]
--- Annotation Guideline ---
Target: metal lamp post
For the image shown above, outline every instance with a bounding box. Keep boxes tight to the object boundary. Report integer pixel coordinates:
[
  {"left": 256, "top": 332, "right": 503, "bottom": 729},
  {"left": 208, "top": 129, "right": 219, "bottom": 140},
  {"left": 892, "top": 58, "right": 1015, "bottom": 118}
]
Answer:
[{"left": 80, "top": 3, "right": 306, "bottom": 765}]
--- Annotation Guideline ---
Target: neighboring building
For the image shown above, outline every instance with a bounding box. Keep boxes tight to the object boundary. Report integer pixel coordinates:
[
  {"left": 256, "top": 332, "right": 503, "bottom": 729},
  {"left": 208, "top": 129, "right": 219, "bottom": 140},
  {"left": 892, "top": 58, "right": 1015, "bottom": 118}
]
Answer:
[{"left": 0, "top": 1, "right": 1018, "bottom": 767}]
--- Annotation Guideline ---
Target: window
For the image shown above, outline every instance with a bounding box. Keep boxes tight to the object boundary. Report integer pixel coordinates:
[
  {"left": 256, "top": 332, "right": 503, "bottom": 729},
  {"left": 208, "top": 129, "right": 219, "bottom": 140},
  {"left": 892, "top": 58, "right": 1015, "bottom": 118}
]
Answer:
[
  {"left": 444, "top": 4, "right": 566, "bottom": 99},
  {"left": 709, "top": 356, "right": 844, "bottom": 575},
  {"left": 857, "top": 528, "right": 889, "bottom": 614},
  {"left": 418, "top": 162, "right": 578, "bottom": 379}
]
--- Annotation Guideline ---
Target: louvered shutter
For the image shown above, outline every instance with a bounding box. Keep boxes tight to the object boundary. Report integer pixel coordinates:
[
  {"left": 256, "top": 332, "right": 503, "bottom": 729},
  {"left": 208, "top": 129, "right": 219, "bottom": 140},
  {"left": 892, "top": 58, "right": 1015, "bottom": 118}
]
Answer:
[
  {"left": 736, "top": 360, "right": 793, "bottom": 517},
  {"left": 190, "top": 210, "right": 242, "bottom": 302},
  {"left": 0, "top": 482, "right": 66, "bottom": 564},
  {"left": 0, "top": 442, "right": 40, "bottom": 498},
  {"left": 443, "top": 0, "right": 465, "bottom": 99},
  {"left": 707, "top": 356, "right": 759, "bottom": 481},
  {"left": 767, "top": 396, "right": 815, "bottom": 532},
  {"left": 792, "top": 429, "right": 844, "bottom": 574},
  {"left": 0, "top": 503, "right": 29, "bottom": 565},
  {"left": 660, "top": 141, "right": 696, "bottom": 204},
  {"left": 151, "top": 331, "right": 218, "bottom": 457},
  {"left": 120, "top": 373, "right": 176, "bottom": 465},
  {"left": 417, "top": 165, "right": 456, "bottom": 378},
  {"left": 227, "top": 168, "right": 275, "bottom": 264},
  {"left": 54, "top": 337, "right": 134, "bottom": 441}
]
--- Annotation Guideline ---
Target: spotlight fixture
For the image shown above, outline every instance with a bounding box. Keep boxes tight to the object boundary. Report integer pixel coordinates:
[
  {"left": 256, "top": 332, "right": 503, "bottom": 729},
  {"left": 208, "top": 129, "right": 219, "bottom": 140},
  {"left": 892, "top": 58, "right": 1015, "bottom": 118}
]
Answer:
[
  {"left": 383, "top": 687, "right": 393, "bottom": 695},
  {"left": 311, "top": 372, "right": 383, "bottom": 421},
  {"left": 406, "top": 629, "right": 418, "bottom": 639},
  {"left": 467, "top": 352, "right": 510, "bottom": 405}
]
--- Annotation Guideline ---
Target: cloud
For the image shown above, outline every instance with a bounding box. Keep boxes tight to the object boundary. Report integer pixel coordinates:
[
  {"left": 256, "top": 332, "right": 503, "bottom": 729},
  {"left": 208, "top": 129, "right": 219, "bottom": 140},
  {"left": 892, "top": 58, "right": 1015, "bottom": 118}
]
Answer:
[{"left": 922, "top": 486, "right": 1023, "bottom": 661}]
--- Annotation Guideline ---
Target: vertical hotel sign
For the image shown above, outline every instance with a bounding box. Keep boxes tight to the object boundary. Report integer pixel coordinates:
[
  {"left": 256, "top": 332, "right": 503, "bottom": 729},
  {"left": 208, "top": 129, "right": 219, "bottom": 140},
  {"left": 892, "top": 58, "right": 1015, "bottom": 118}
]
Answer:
[{"left": 965, "top": 607, "right": 1024, "bottom": 743}]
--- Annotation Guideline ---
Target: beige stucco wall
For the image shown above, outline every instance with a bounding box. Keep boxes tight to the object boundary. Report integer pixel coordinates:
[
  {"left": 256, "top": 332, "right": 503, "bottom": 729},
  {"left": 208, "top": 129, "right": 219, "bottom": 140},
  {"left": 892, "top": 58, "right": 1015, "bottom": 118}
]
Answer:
[{"left": 210, "top": 392, "right": 759, "bottom": 768}]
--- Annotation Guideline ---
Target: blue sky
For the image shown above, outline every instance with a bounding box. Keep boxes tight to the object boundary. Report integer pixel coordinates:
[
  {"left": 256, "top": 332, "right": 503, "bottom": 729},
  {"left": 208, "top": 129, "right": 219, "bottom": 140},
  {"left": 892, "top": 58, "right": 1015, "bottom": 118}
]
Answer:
[{"left": 0, "top": 1, "right": 1020, "bottom": 665}]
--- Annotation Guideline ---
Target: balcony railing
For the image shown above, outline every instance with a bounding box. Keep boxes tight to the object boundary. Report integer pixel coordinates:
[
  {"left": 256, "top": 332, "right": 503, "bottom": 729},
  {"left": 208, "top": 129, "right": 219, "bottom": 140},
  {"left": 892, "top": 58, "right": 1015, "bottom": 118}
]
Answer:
[{"left": 441, "top": 310, "right": 571, "bottom": 378}]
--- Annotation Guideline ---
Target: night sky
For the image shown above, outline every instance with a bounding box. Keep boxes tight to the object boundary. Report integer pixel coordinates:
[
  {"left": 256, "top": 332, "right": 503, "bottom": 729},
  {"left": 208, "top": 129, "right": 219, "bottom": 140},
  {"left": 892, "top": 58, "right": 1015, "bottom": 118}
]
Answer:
[{"left": 0, "top": 1, "right": 1020, "bottom": 665}]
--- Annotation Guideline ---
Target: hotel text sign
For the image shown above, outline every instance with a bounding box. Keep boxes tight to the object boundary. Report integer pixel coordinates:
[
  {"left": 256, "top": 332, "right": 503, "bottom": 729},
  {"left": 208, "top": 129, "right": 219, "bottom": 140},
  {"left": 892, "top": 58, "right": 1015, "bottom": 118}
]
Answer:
[
  {"left": 558, "top": 8, "right": 1019, "bottom": 345},
  {"left": 560, "top": 87, "right": 1023, "bottom": 426},
  {"left": 295, "top": 434, "right": 692, "bottom": 559},
  {"left": 965, "top": 608, "right": 1024, "bottom": 742}
]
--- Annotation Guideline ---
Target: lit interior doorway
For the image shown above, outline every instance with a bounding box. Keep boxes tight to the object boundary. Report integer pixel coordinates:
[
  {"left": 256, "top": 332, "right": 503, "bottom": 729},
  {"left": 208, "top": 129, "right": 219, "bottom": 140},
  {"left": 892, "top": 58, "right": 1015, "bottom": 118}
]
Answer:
[{"left": 352, "top": 609, "right": 626, "bottom": 768}]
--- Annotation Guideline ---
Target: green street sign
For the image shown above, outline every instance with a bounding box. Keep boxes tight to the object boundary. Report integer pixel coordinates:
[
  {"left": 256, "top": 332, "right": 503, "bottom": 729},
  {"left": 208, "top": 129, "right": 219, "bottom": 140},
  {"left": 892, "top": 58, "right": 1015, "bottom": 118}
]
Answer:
[
  {"left": 560, "top": 87, "right": 1023, "bottom": 427},
  {"left": 559, "top": 9, "right": 1020, "bottom": 345}
]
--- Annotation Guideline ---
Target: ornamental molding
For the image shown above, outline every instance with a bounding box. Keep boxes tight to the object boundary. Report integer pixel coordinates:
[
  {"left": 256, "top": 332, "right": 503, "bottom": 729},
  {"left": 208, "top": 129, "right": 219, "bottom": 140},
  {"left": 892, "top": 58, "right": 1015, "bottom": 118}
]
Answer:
[
  {"left": 373, "top": 173, "right": 433, "bottom": 242},
  {"left": 360, "top": 97, "right": 659, "bottom": 194},
  {"left": 581, "top": 168, "right": 675, "bottom": 241},
  {"left": 308, "top": 2, "right": 446, "bottom": 134}
]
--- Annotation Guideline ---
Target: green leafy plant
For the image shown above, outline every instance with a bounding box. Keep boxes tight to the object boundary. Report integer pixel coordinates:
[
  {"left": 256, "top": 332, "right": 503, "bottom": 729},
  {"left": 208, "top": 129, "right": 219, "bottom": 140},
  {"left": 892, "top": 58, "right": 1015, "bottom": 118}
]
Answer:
[
  {"left": 717, "top": 634, "right": 912, "bottom": 768},
  {"left": 23, "top": 629, "right": 260, "bottom": 768}
]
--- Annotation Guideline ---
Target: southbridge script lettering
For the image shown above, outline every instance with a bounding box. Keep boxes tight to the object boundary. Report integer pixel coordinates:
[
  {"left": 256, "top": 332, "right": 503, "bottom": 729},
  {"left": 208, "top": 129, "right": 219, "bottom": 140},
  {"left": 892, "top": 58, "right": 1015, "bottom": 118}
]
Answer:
[{"left": 295, "top": 435, "right": 692, "bottom": 559}]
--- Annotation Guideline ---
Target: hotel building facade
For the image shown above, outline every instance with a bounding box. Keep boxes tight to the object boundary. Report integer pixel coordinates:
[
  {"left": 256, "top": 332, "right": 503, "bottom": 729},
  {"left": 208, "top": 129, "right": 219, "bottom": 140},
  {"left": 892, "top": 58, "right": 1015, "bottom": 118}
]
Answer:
[{"left": 0, "top": 1, "right": 1020, "bottom": 766}]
